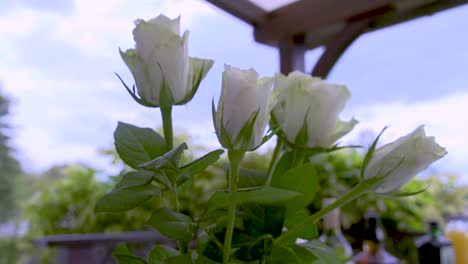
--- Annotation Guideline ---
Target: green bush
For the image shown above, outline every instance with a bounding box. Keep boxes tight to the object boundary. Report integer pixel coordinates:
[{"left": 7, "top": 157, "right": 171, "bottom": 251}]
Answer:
[{"left": 23, "top": 165, "right": 155, "bottom": 236}]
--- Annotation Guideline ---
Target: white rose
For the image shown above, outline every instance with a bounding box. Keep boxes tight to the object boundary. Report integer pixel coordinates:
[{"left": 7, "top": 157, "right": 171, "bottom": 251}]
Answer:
[
  {"left": 213, "top": 65, "right": 273, "bottom": 151},
  {"left": 120, "top": 15, "right": 213, "bottom": 107},
  {"left": 272, "top": 71, "right": 357, "bottom": 148},
  {"left": 364, "top": 126, "right": 447, "bottom": 194}
]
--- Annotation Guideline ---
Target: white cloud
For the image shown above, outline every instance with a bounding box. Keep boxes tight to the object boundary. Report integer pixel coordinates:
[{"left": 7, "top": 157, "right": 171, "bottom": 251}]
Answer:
[{"left": 54, "top": 0, "right": 217, "bottom": 56}]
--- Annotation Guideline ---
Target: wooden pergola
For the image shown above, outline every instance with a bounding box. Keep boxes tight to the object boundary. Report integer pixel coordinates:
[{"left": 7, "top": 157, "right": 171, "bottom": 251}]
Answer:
[{"left": 205, "top": 0, "right": 468, "bottom": 77}]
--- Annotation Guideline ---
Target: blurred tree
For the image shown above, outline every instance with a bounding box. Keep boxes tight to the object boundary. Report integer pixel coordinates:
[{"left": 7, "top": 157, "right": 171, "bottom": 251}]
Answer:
[{"left": 0, "top": 87, "right": 21, "bottom": 222}]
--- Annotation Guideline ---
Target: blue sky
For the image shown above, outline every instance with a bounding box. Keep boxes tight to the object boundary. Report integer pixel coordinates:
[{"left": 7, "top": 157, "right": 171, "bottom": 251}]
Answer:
[{"left": 0, "top": 0, "right": 467, "bottom": 180}]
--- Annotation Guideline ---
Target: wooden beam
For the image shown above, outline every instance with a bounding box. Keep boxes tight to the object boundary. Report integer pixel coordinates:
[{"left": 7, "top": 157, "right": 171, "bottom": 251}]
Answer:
[
  {"left": 254, "top": 0, "right": 394, "bottom": 45},
  {"left": 279, "top": 36, "right": 306, "bottom": 74},
  {"left": 205, "top": 0, "right": 267, "bottom": 26},
  {"left": 311, "top": 20, "right": 370, "bottom": 78},
  {"left": 368, "top": 0, "right": 468, "bottom": 35}
]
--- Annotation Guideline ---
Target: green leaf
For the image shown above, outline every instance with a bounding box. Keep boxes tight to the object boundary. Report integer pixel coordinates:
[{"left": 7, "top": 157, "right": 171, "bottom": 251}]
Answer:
[
  {"left": 178, "top": 149, "right": 224, "bottom": 185},
  {"left": 206, "top": 186, "right": 302, "bottom": 214},
  {"left": 270, "top": 151, "right": 294, "bottom": 184},
  {"left": 194, "top": 255, "right": 220, "bottom": 264},
  {"left": 165, "top": 252, "right": 193, "bottom": 264},
  {"left": 298, "top": 240, "right": 341, "bottom": 264},
  {"left": 116, "top": 170, "right": 154, "bottom": 189},
  {"left": 241, "top": 204, "right": 286, "bottom": 238},
  {"left": 237, "top": 167, "right": 267, "bottom": 188},
  {"left": 139, "top": 143, "right": 188, "bottom": 171},
  {"left": 284, "top": 210, "right": 318, "bottom": 240},
  {"left": 115, "top": 72, "right": 156, "bottom": 107},
  {"left": 112, "top": 243, "right": 148, "bottom": 264},
  {"left": 181, "top": 149, "right": 224, "bottom": 174},
  {"left": 147, "top": 207, "right": 195, "bottom": 241},
  {"left": 268, "top": 245, "right": 317, "bottom": 264},
  {"left": 234, "top": 109, "right": 260, "bottom": 150},
  {"left": 294, "top": 110, "right": 310, "bottom": 146},
  {"left": 95, "top": 183, "right": 160, "bottom": 212},
  {"left": 114, "top": 122, "right": 166, "bottom": 169},
  {"left": 148, "top": 245, "right": 178, "bottom": 264},
  {"left": 271, "top": 163, "right": 317, "bottom": 214},
  {"left": 178, "top": 57, "right": 214, "bottom": 105}
]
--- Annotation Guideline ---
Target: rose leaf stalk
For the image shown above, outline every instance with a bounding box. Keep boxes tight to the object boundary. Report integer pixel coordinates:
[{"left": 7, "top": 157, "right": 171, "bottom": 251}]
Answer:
[
  {"left": 223, "top": 150, "right": 245, "bottom": 263},
  {"left": 274, "top": 178, "right": 380, "bottom": 245}
]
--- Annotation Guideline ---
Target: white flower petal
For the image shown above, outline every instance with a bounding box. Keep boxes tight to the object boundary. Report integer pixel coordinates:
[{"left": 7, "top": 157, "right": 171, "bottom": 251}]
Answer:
[
  {"left": 120, "top": 48, "right": 160, "bottom": 105},
  {"left": 215, "top": 65, "right": 272, "bottom": 150},
  {"left": 120, "top": 15, "right": 203, "bottom": 107},
  {"left": 364, "top": 126, "right": 447, "bottom": 193},
  {"left": 272, "top": 71, "right": 353, "bottom": 148}
]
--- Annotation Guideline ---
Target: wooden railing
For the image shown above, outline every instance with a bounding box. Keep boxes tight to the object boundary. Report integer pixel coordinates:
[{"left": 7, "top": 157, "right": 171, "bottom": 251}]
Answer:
[{"left": 33, "top": 231, "right": 175, "bottom": 264}]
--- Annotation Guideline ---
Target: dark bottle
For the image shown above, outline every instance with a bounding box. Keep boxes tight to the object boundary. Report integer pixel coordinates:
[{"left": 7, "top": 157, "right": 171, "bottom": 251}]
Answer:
[
  {"left": 353, "top": 213, "right": 401, "bottom": 264},
  {"left": 417, "top": 221, "right": 455, "bottom": 264}
]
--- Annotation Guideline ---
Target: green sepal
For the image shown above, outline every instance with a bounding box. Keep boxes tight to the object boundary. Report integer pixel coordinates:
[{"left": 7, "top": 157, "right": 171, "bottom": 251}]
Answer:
[
  {"left": 360, "top": 126, "right": 388, "bottom": 179},
  {"left": 159, "top": 76, "right": 175, "bottom": 108},
  {"left": 294, "top": 108, "right": 310, "bottom": 146},
  {"left": 212, "top": 99, "right": 232, "bottom": 149},
  {"left": 376, "top": 185, "right": 430, "bottom": 198},
  {"left": 115, "top": 72, "right": 157, "bottom": 108},
  {"left": 233, "top": 109, "right": 260, "bottom": 151},
  {"left": 178, "top": 57, "right": 214, "bottom": 105},
  {"left": 250, "top": 126, "right": 281, "bottom": 152}
]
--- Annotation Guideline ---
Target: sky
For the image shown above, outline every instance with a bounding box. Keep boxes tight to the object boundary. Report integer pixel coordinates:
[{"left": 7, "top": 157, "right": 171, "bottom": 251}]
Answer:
[{"left": 0, "top": 0, "right": 467, "bottom": 180}]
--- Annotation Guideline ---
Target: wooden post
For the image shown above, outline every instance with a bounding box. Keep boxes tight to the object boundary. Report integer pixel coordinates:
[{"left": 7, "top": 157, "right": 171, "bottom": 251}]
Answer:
[
  {"left": 311, "top": 20, "right": 370, "bottom": 78},
  {"left": 279, "top": 35, "right": 306, "bottom": 74}
]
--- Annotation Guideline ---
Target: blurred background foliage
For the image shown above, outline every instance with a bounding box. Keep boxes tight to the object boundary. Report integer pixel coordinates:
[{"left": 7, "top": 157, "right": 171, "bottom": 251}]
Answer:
[{"left": 0, "top": 106, "right": 466, "bottom": 263}]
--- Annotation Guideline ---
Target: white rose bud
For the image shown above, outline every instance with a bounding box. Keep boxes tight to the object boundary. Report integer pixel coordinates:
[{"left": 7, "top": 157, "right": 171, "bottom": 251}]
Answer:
[
  {"left": 213, "top": 65, "right": 273, "bottom": 151},
  {"left": 272, "top": 71, "right": 357, "bottom": 148},
  {"left": 364, "top": 126, "right": 447, "bottom": 194},
  {"left": 119, "top": 15, "right": 213, "bottom": 107}
]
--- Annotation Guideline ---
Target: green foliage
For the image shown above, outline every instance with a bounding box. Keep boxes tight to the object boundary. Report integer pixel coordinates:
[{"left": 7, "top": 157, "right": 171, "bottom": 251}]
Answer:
[
  {"left": 0, "top": 238, "right": 18, "bottom": 264},
  {"left": 271, "top": 162, "right": 318, "bottom": 214},
  {"left": 148, "top": 245, "right": 179, "bottom": 264},
  {"left": 114, "top": 122, "right": 167, "bottom": 169},
  {"left": 147, "top": 207, "right": 196, "bottom": 241},
  {"left": 95, "top": 183, "right": 160, "bottom": 212},
  {"left": 23, "top": 165, "right": 155, "bottom": 236},
  {"left": 267, "top": 241, "right": 341, "bottom": 264},
  {"left": 0, "top": 89, "right": 21, "bottom": 222},
  {"left": 113, "top": 243, "right": 148, "bottom": 264}
]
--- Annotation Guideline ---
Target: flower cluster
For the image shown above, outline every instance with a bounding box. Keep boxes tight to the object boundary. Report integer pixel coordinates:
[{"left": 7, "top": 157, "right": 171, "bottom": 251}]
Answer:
[{"left": 107, "top": 13, "right": 448, "bottom": 264}]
